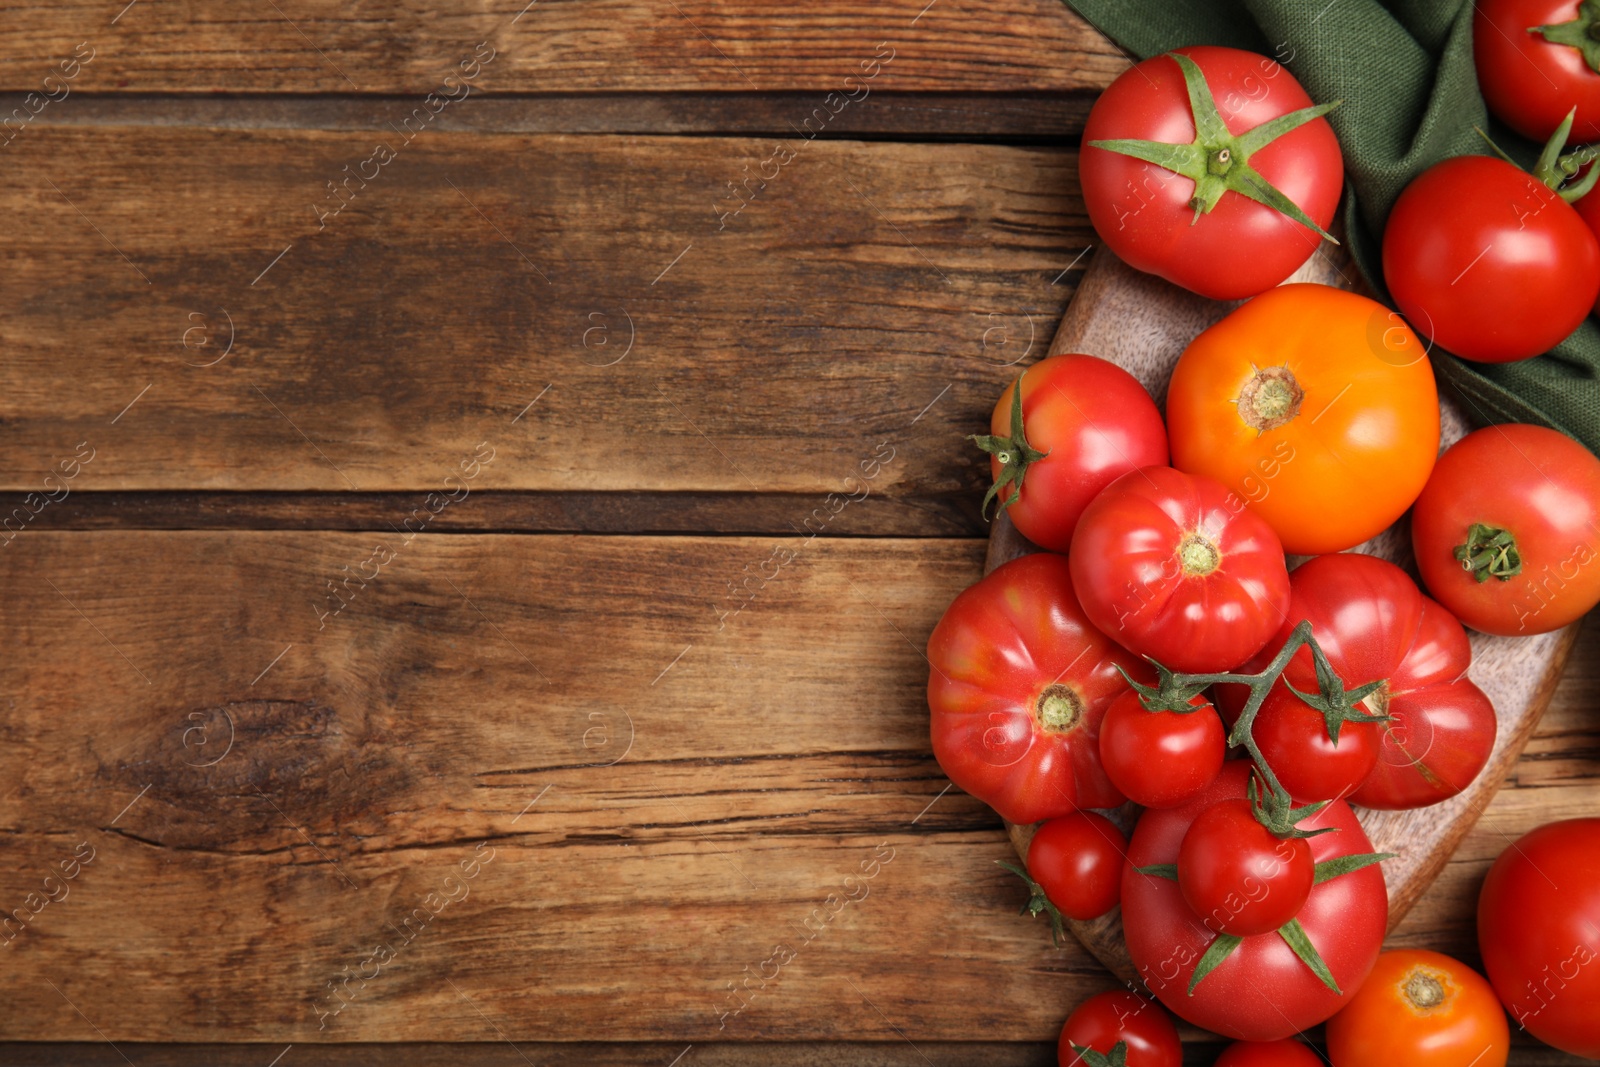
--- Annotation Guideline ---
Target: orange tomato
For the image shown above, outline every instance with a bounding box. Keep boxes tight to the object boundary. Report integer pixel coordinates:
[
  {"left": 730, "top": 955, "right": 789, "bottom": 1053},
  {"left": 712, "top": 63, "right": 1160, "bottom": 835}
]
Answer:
[
  {"left": 1166, "top": 283, "right": 1440, "bottom": 555},
  {"left": 1325, "top": 949, "right": 1509, "bottom": 1067}
]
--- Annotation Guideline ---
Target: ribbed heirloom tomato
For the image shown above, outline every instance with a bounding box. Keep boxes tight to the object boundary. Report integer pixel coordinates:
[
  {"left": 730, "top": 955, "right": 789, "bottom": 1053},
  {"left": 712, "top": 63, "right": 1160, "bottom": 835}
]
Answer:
[
  {"left": 1166, "top": 284, "right": 1440, "bottom": 555},
  {"left": 1069, "top": 466, "right": 1290, "bottom": 673},
  {"left": 927, "top": 553, "right": 1141, "bottom": 825},
  {"left": 975, "top": 354, "right": 1168, "bottom": 553}
]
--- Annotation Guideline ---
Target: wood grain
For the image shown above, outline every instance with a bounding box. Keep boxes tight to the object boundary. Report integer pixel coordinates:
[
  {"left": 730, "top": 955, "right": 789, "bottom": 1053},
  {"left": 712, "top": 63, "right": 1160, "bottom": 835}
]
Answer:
[
  {"left": 0, "top": 531, "right": 1105, "bottom": 1043},
  {"left": 0, "top": 1, "right": 1125, "bottom": 94},
  {"left": 2, "top": 91, "right": 1093, "bottom": 140},
  {"left": 991, "top": 249, "right": 1579, "bottom": 983},
  {"left": 0, "top": 128, "right": 1084, "bottom": 501}
]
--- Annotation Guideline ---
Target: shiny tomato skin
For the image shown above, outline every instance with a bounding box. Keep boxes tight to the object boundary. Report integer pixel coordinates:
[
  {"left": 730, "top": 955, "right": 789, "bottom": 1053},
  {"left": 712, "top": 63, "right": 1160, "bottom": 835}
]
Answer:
[
  {"left": 1478, "top": 818, "right": 1600, "bottom": 1058},
  {"left": 927, "top": 553, "right": 1141, "bottom": 825},
  {"left": 1215, "top": 1039, "right": 1324, "bottom": 1067},
  {"left": 1123, "top": 763, "right": 1386, "bottom": 1040},
  {"left": 1326, "top": 949, "right": 1509, "bottom": 1067},
  {"left": 1059, "top": 991, "right": 1182, "bottom": 1067},
  {"left": 1069, "top": 466, "right": 1290, "bottom": 673},
  {"left": 1250, "top": 687, "right": 1378, "bottom": 803},
  {"left": 1099, "top": 689, "right": 1225, "bottom": 809},
  {"left": 1475, "top": 0, "right": 1600, "bottom": 142},
  {"left": 1029, "top": 812, "right": 1127, "bottom": 922},
  {"left": 1166, "top": 283, "right": 1439, "bottom": 555},
  {"left": 1177, "top": 798, "right": 1313, "bottom": 937},
  {"left": 1080, "top": 47, "right": 1342, "bottom": 300},
  {"left": 1231, "top": 553, "right": 1496, "bottom": 810},
  {"left": 1383, "top": 155, "right": 1600, "bottom": 363},
  {"left": 1576, "top": 189, "right": 1600, "bottom": 315},
  {"left": 990, "top": 355, "right": 1168, "bottom": 552},
  {"left": 1411, "top": 424, "right": 1600, "bottom": 636}
]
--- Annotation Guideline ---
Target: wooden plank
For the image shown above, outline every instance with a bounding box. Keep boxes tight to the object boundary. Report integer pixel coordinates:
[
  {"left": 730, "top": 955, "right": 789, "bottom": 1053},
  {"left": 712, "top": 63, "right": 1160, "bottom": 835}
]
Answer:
[
  {"left": 1, "top": 532, "right": 1596, "bottom": 1051},
  {"left": 0, "top": 128, "right": 1085, "bottom": 498},
  {"left": 0, "top": 2, "right": 1125, "bottom": 94},
  {"left": 0, "top": 531, "right": 1115, "bottom": 1044},
  {"left": 0, "top": 91, "right": 1092, "bottom": 140},
  {"left": 10, "top": 490, "right": 984, "bottom": 537}
]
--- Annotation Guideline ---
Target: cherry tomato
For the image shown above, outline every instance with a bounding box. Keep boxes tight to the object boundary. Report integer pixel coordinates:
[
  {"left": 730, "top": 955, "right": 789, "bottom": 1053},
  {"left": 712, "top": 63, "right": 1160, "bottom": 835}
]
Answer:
[
  {"left": 1250, "top": 686, "right": 1378, "bottom": 804},
  {"left": 927, "top": 553, "right": 1140, "bottom": 824},
  {"left": 1177, "top": 798, "right": 1313, "bottom": 937},
  {"left": 1123, "top": 762, "right": 1387, "bottom": 1041},
  {"left": 1229, "top": 553, "right": 1497, "bottom": 811},
  {"left": 1099, "top": 689, "right": 1224, "bottom": 810},
  {"left": 1215, "top": 1039, "right": 1323, "bottom": 1067},
  {"left": 979, "top": 354, "right": 1168, "bottom": 553},
  {"left": 1326, "top": 949, "right": 1509, "bottom": 1067},
  {"left": 1475, "top": 0, "right": 1600, "bottom": 142},
  {"left": 1411, "top": 424, "right": 1600, "bottom": 636},
  {"left": 1166, "top": 283, "right": 1439, "bottom": 555},
  {"left": 1059, "top": 990, "right": 1182, "bottom": 1067},
  {"left": 1383, "top": 155, "right": 1600, "bottom": 363},
  {"left": 1478, "top": 818, "right": 1600, "bottom": 1058},
  {"left": 1029, "top": 812, "right": 1127, "bottom": 922},
  {"left": 1069, "top": 466, "right": 1290, "bottom": 673},
  {"left": 1080, "top": 46, "right": 1342, "bottom": 299}
]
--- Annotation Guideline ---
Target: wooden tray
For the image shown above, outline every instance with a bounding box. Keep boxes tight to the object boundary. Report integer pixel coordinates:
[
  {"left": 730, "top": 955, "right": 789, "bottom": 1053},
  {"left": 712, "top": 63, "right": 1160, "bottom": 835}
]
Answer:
[{"left": 990, "top": 247, "right": 1581, "bottom": 982}]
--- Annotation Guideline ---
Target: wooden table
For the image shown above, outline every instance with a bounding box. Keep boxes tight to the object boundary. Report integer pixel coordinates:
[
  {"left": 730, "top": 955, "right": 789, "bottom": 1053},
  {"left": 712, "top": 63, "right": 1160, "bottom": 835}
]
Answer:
[{"left": 0, "top": 4, "right": 1593, "bottom": 1064}]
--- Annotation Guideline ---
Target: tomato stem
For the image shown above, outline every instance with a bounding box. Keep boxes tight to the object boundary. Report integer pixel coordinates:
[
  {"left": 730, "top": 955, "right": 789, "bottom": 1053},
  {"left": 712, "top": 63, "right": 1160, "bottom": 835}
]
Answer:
[
  {"left": 1404, "top": 969, "right": 1447, "bottom": 1009},
  {"left": 1533, "top": 0, "right": 1600, "bottom": 77},
  {"left": 969, "top": 372, "right": 1049, "bottom": 521},
  {"left": 1454, "top": 522, "right": 1522, "bottom": 582},
  {"left": 1069, "top": 1040, "right": 1129, "bottom": 1067},
  {"left": 1087, "top": 51, "right": 1341, "bottom": 242},
  {"left": 1120, "top": 620, "right": 1388, "bottom": 836}
]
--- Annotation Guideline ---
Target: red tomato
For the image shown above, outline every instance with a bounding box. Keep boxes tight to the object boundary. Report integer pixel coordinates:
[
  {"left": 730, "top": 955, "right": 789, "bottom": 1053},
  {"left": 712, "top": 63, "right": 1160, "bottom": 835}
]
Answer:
[
  {"left": 1177, "top": 798, "right": 1313, "bottom": 937},
  {"left": 1412, "top": 424, "right": 1600, "bottom": 636},
  {"left": 1576, "top": 188, "right": 1600, "bottom": 314},
  {"left": 1475, "top": 0, "right": 1600, "bottom": 142},
  {"left": 1122, "top": 762, "right": 1387, "bottom": 1040},
  {"left": 1059, "top": 990, "right": 1182, "bottom": 1067},
  {"left": 1250, "top": 686, "right": 1379, "bottom": 804},
  {"left": 1229, "top": 553, "right": 1497, "bottom": 811},
  {"left": 1215, "top": 1039, "right": 1323, "bottom": 1067},
  {"left": 1382, "top": 155, "right": 1600, "bottom": 363},
  {"left": 1080, "top": 46, "right": 1343, "bottom": 300},
  {"left": 1326, "top": 949, "right": 1509, "bottom": 1067},
  {"left": 1029, "top": 812, "right": 1127, "bottom": 922},
  {"left": 1478, "top": 818, "right": 1600, "bottom": 1058},
  {"left": 1099, "top": 689, "right": 1224, "bottom": 810},
  {"left": 927, "top": 553, "right": 1140, "bottom": 824},
  {"left": 980, "top": 355, "right": 1168, "bottom": 553},
  {"left": 1070, "top": 466, "right": 1290, "bottom": 673}
]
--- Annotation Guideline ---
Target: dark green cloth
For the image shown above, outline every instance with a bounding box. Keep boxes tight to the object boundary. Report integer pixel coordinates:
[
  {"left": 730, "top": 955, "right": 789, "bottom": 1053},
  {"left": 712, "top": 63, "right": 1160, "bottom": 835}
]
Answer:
[{"left": 1064, "top": 0, "right": 1600, "bottom": 455}]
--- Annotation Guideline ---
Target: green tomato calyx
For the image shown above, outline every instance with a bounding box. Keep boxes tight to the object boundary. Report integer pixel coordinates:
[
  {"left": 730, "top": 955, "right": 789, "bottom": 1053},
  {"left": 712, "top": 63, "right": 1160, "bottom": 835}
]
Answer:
[
  {"left": 1088, "top": 51, "right": 1341, "bottom": 240},
  {"left": 1455, "top": 522, "right": 1522, "bottom": 582},
  {"left": 1534, "top": 0, "right": 1600, "bottom": 75},
  {"left": 969, "top": 372, "right": 1049, "bottom": 521}
]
